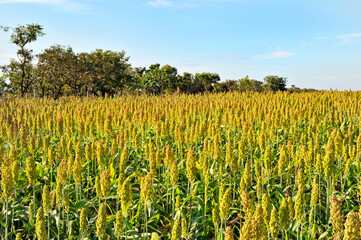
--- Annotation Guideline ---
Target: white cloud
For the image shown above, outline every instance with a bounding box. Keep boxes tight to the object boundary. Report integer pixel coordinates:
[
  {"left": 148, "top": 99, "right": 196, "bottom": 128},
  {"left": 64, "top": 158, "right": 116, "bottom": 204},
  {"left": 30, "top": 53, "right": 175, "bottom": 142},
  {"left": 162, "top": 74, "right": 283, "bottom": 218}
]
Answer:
[
  {"left": 266, "top": 46, "right": 282, "bottom": 50},
  {"left": 0, "top": 0, "right": 63, "bottom": 3},
  {"left": 258, "top": 51, "right": 296, "bottom": 59},
  {"left": 335, "top": 33, "right": 361, "bottom": 38},
  {"left": 146, "top": 0, "right": 197, "bottom": 8},
  {"left": 316, "top": 32, "right": 361, "bottom": 40},
  {"left": 147, "top": 0, "right": 172, "bottom": 7},
  {"left": 0, "top": 0, "right": 94, "bottom": 14}
]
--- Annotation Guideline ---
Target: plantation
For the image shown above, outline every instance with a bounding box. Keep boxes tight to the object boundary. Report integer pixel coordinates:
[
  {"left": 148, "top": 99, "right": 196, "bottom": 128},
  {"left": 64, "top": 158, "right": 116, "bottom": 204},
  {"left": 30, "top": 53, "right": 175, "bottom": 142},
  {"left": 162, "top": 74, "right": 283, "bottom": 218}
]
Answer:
[{"left": 1, "top": 91, "right": 361, "bottom": 239}]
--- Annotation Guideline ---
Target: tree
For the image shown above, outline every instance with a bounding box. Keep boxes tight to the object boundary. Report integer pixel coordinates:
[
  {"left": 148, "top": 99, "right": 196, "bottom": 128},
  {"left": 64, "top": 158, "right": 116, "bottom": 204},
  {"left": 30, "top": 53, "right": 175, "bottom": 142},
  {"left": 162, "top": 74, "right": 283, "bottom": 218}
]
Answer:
[
  {"left": 35, "top": 45, "right": 77, "bottom": 99},
  {"left": 88, "top": 49, "right": 132, "bottom": 96},
  {"left": 238, "top": 76, "right": 264, "bottom": 92},
  {"left": 0, "top": 24, "right": 45, "bottom": 97},
  {"left": 0, "top": 76, "right": 7, "bottom": 96},
  {"left": 140, "top": 64, "right": 162, "bottom": 94},
  {"left": 160, "top": 64, "right": 179, "bottom": 93},
  {"left": 68, "top": 52, "right": 93, "bottom": 96},
  {"left": 140, "top": 64, "right": 180, "bottom": 94},
  {"left": 129, "top": 67, "right": 145, "bottom": 92},
  {"left": 194, "top": 73, "right": 220, "bottom": 93},
  {"left": 214, "top": 80, "right": 239, "bottom": 92},
  {"left": 179, "top": 72, "right": 194, "bottom": 93},
  {"left": 263, "top": 75, "right": 287, "bottom": 92}
]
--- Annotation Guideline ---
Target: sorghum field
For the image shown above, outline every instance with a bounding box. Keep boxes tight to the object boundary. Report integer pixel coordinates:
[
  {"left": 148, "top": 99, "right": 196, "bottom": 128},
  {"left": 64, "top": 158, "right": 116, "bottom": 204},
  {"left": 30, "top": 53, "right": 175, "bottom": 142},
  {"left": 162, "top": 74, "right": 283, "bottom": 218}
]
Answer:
[{"left": 1, "top": 91, "right": 361, "bottom": 240}]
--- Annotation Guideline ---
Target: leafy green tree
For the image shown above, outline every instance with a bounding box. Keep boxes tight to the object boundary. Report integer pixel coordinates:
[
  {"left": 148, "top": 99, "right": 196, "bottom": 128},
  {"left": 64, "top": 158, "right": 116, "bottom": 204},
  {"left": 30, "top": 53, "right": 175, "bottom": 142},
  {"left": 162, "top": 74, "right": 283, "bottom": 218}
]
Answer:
[
  {"left": 0, "top": 24, "right": 45, "bottom": 97},
  {"left": 35, "top": 45, "right": 77, "bottom": 99},
  {"left": 238, "top": 76, "right": 264, "bottom": 92},
  {"left": 129, "top": 67, "right": 146, "bottom": 92},
  {"left": 88, "top": 49, "right": 132, "bottom": 96},
  {"left": 263, "top": 75, "right": 287, "bottom": 91},
  {"left": 141, "top": 64, "right": 162, "bottom": 94},
  {"left": 214, "top": 80, "right": 239, "bottom": 92},
  {"left": 194, "top": 73, "right": 220, "bottom": 92},
  {"left": 160, "top": 64, "right": 179, "bottom": 93},
  {"left": 179, "top": 72, "right": 194, "bottom": 93},
  {"left": 140, "top": 64, "right": 180, "bottom": 94}
]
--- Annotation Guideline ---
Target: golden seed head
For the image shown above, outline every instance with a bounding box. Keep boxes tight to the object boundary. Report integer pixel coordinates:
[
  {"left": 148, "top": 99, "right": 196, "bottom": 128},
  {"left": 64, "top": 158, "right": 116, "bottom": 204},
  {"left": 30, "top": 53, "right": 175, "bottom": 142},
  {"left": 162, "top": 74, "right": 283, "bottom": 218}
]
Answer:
[
  {"left": 42, "top": 185, "right": 50, "bottom": 214},
  {"left": 25, "top": 157, "right": 36, "bottom": 186},
  {"left": 181, "top": 218, "right": 188, "bottom": 240},
  {"left": 344, "top": 211, "right": 361, "bottom": 240},
  {"left": 261, "top": 194, "right": 271, "bottom": 223},
  {"left": 224, "top": 226, "right": 234, "bottom": 240},
  {"left": 79, "top": 206, "right": 88, "bottom": 235},
  {"left": 35, "top": 207, "right": 48, "bottom": 240},
  {"left": 95, "top": 176, "right": 101, "bottom": 199},
  {"left": 96, "top": 141, "right": 105, "bottom": 168},
  {"left": 55, "top": 180, "right": 63, "bottom": 208},
  {"left": 254, "top": 204, "right": 264, "bottom": 225},
  {"left": 151, "top": 232, "right": 159, "bottom": 240},
  {"left": 100, "top": 168, "right": 111, "bottom": 198},
  {"left": 96, "top": 203, "right": 107, "bottom": 240},
  {"left": 186, "top": 149, "right": 196, "bottom": 183},
  {"left": 149, "top": 150, "right": 157, "bottom": 176},
  {"left": 1, "top": 163, "right": 14, "bottom": 200},
  {"left": 73, "top": 154, "right": 82, "bottom": 184},
  {"left": 278, "top": 146, "right": 287, "bottom": 173},
  {"left": 269, "top": 208, "right": 280, "bottom": 239},
  {"left": 120, "top": 178, "right": 132, "bottom": 218},
  {"left": 212, "top": 203, "right": 220, "bottom": 228},
  {"left": 170, "top": 161, "right": 178, "bottom": 187},
  {"left": 119, "top": 146, "right": 129, "bottom": 173},
  {"left": 171, "top": 219, "right": 181, "bottom": 240},
  {"left": 310, "top": 177, "right": 319, "bottom": 207},
  {"left": 29, "top": 201, "right": 35, "bottom": 223},
  {"left": 85, "top": 143, "right": 92, "bottom": 164},
  {"left": 287, "top": 196, "right": 294, "bottom": 222},
  {"left": 279, "top": 197, "right": 289, "bottom": 230},
  {"left": 114, "top": 210, "right": 123, "bottom": 237},
  {"left": 9, "top": 147, "right": 17, "bottom": 163},
  {"left": 220, "top": 188, "right": 232, "bottom": 222},
  {"left": 140, "top": 173, "right": 153, "bottom": 208},
  {"left": 263, "top": 146, "right": 272, "bottom": 173},
  {"left": 57, "top": 159, "right": 68, "bottom": 185},
  {"left": 330, "top": 196, "right": 344, "bottom": 238},
  {"left": 64, "top": 192, "right": 70, "bottom": 213}
]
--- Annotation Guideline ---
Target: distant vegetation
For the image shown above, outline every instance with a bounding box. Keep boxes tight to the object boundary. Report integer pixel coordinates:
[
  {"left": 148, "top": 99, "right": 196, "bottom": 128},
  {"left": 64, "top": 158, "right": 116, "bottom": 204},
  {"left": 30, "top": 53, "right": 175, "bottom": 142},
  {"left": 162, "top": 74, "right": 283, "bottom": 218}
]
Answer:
[{"left": 0, "top": 24, "right": 316, "bottom": 99}]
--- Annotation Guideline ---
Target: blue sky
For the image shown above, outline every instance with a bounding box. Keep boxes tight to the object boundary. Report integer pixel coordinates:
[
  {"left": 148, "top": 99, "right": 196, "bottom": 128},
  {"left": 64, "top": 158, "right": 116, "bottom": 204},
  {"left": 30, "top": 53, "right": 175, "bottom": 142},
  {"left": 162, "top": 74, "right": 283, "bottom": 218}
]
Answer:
[{"left": 1, "top": 0, "right": 361, "bottom": 90}]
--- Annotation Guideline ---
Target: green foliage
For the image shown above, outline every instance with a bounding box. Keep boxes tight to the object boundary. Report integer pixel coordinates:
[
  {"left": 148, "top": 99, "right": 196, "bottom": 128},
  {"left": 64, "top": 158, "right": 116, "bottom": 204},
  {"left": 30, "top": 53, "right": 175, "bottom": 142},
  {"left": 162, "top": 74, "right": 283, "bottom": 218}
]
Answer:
[
  {"left": 238, "top": 76, "right": 264, "bottom": 92},
  {"left": 263, "top": 75, "right": 287, "bottom": 91},
  {"left": 0, "top": 24, "right": 45, "bottom": 96}
]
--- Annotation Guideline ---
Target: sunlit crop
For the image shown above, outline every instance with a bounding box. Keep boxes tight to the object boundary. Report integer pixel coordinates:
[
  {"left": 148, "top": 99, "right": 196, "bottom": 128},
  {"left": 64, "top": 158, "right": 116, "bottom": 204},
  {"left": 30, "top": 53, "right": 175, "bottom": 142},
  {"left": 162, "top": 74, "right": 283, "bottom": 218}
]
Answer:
[{"left": 0, "top": 90, "right": 360, "bottom": 239}]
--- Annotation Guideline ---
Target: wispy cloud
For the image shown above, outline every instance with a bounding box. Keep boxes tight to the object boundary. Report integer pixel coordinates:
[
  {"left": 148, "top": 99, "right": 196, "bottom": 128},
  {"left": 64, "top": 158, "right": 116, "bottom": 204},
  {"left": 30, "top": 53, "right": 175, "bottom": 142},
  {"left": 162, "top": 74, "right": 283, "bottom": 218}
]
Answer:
[
  {"left": 335, "top": 33, "right": 361, "bottom": 39},
  {"left": 316, "top": 32, "right": 361, "bottom": 45},
  {"left": 0, "top": 0, "right": 63, "bottom": 3},
  {"left": 258, "top": 51, "right": 296, "bottom": 59},
  {"left": 316, "top": 32, "right": 361, "bottom": 41},
  {"left": 0, "top": 0, "right": 94, "bottom": 14},
  {"left": 146, "top": 0, "right": 197, "bottom": 8},
  {"left": 266, "top": 46, "right": 282, "bottom": 50},
  {"left": 147, "top": 0, "right": 172, "bottom": 7}
]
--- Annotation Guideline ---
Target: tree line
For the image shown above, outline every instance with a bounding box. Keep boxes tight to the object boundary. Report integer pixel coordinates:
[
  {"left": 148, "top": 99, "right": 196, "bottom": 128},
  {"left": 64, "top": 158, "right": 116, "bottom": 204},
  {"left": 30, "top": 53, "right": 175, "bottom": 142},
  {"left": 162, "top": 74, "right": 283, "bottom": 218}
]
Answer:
[{"left": 0, "top": 24, "right": 316, "bottom": 99}]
